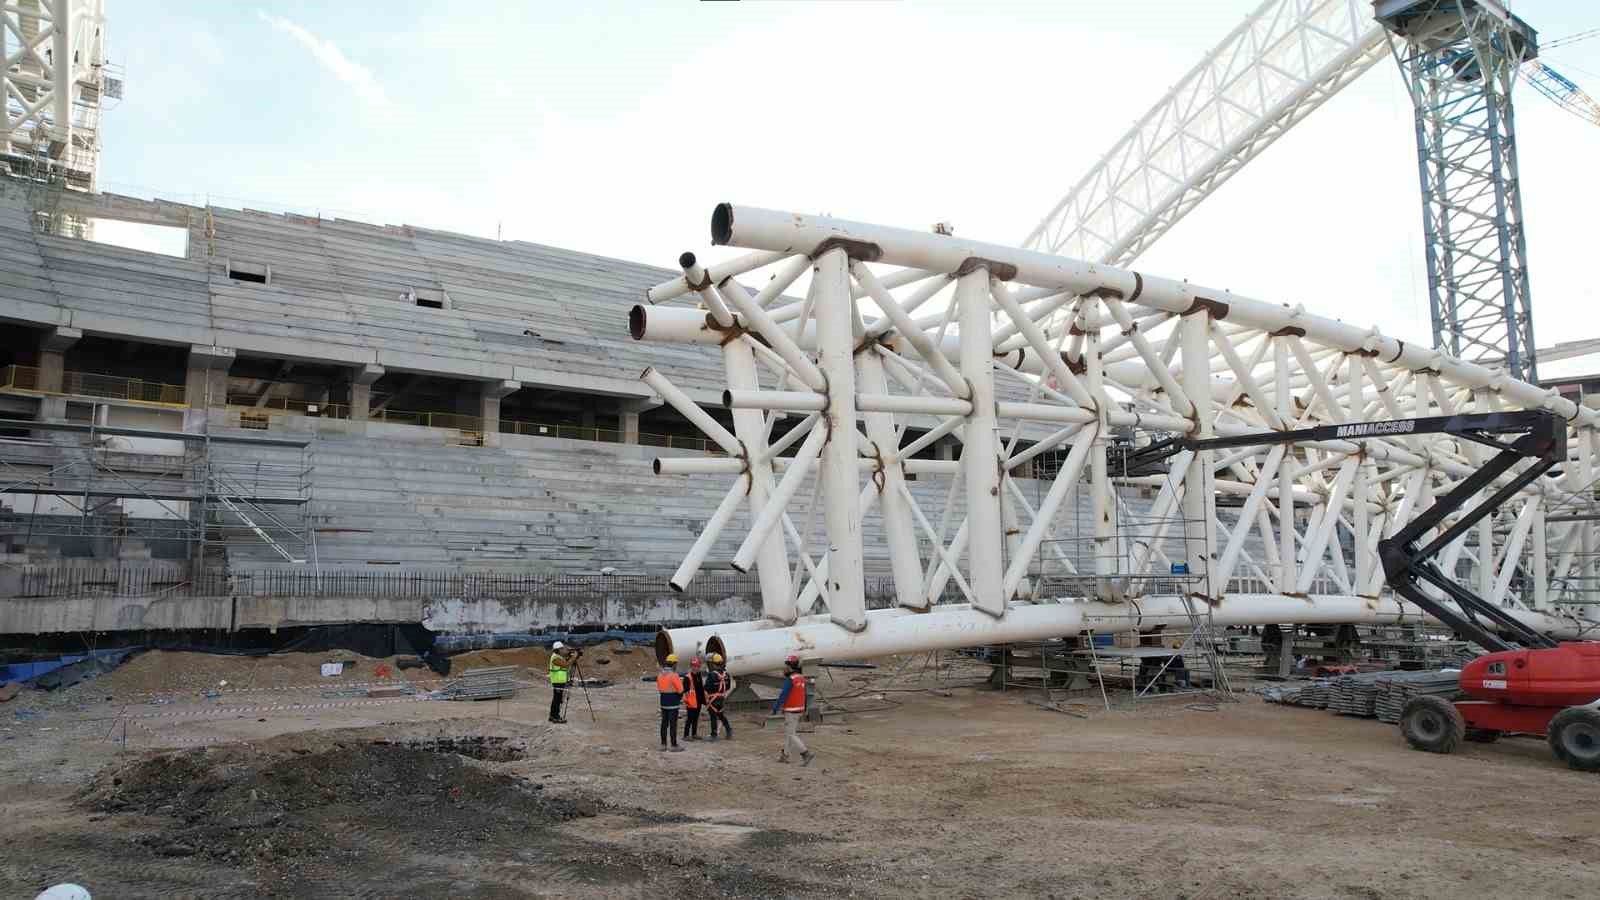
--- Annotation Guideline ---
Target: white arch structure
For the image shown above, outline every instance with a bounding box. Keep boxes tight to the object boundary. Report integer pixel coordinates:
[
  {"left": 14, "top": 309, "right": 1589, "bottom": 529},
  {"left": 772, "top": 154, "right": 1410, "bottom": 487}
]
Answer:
[{"left": 635, "top": 204, "right": 1598, "bottom": 675}]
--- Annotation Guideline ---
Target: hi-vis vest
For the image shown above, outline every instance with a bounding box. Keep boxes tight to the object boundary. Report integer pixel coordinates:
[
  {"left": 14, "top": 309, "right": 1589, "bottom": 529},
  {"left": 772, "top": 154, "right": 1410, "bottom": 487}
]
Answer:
[
  {"left": 656, "top": 671, "right": 684, "bottom": 709},
  {"left": 782, "top": 672, "right": 807, "bottom": 712},
  {"left": 548, "top": 653, "right": 569, "bottom": 685}
]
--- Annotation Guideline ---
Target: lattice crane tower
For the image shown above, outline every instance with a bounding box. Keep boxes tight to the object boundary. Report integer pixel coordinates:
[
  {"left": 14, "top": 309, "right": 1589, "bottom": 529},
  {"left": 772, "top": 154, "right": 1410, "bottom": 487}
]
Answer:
[
  {"left": 1376, "top": 0, "right": 1539, "bottom": 382},
  {"left": 2, "top": 0, "right": 114, "bottom": 192}
]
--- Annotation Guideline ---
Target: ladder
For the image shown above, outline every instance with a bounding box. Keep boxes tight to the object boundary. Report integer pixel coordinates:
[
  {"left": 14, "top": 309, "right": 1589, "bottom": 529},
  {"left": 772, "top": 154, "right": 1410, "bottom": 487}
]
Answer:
[{"left": 212, "top": 490, "right": 305, "bottom": 564}]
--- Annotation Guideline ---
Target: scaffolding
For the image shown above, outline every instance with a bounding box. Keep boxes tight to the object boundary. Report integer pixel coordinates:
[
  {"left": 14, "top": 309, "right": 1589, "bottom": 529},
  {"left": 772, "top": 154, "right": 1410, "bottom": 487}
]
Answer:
[
  {"left": 987, "top": 468, "right": 1233, "bottom": 710},
  {"left": 0, "top": 418, "right": 313, "bottom": 568}
]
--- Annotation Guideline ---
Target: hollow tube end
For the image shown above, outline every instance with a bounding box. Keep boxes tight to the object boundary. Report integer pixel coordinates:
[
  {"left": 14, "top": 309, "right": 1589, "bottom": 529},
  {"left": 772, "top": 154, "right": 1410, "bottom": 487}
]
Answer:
[
  {"left": 678, "top": 251, "right": 698, "bottom": 270},
  {"left": 629, "top": 305, "right": 647, "bottom": 341},
  {"left": 654, "top": 630, "right": 673, "bottom": 666},
  {"left": 711, "top": 203, "right": 733, "bottom": 245},
  {"left": 721, "top": 389, "right": 734, "bottom": 408}
]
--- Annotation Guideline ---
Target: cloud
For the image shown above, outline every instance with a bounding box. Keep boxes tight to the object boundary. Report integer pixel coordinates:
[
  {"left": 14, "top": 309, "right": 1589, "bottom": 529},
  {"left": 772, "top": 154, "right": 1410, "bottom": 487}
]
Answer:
[{"left": 258, "top": 11, "right": 390, "bottom": 107}]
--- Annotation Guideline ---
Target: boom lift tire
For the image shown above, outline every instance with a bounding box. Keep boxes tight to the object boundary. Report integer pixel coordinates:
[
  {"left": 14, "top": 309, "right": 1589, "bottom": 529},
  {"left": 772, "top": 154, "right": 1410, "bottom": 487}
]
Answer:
[
  {"left": 1401, "top": 695, "right": 1465, "bottom": 754},
  {"left": 1548, "top": 707, "right": 1600, "bottom": 772}
]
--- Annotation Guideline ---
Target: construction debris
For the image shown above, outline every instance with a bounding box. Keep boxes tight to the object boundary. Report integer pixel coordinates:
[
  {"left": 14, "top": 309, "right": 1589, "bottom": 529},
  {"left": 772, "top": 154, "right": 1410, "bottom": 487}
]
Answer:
[{"left": 440, "top": 665, "right": 519, "bottom": 701}]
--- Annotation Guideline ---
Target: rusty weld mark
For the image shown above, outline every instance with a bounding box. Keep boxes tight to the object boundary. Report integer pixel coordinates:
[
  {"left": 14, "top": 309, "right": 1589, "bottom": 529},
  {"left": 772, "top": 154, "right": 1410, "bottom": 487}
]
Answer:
[
  {"left": 1384, "top": 339, "right": 1406, "bottom": 364},
  {"left": 1352, "top": 346, "right": 1380, "bottom": 358},
  {"left": 1068, "top": 322, "right": 1087, "bottom": 336},
  {"left": 1089, "top": 286, "right": 1125, "bottom": 300},
  {"left": 1127, "top": 272, "right": 1144, "bottom": 304},
  {"left": 1269, "top": 325, "right": 1306, "bottom": 338},
  {"left": 1190, "top": 591, "right": 1217, "bottom": 608},
  {"left": 810, "top": 237, "right": 882, "bottom": 262},
  {"left": 1059, "top": 352, "right": 1087, "bottom": 375},
  {"left": 952, "top": 257, "right": 1019, "bottom": 281},
  {"left": 867, "top": 441, "right": 888, "bottom": 492},
  {"left": 1181, "top": 296, "right": 1230, "bottom": 319},
  {"left": 687, "top": 269, "right": 713, "bottom": 292}
]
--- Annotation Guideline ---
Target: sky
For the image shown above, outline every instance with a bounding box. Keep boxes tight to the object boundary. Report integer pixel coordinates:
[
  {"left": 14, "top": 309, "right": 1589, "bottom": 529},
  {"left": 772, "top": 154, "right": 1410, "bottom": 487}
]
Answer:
[{"left": 95, "top": 1, "right": 1600, "bottom": 376}]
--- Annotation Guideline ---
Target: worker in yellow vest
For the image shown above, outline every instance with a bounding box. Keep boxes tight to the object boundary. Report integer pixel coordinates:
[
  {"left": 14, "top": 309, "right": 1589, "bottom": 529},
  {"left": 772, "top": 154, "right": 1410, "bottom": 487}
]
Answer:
[
  {"left": 770, "top": 654, "right": 813, "bottom": 766},
  {"left": 548, "top": 641, "right": 580, "bottom": 724}
]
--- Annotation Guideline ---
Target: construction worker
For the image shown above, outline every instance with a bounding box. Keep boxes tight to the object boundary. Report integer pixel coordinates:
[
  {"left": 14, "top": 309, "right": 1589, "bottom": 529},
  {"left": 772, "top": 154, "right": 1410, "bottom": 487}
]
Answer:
[
  {"left": 548, "top": 641, "right": 580, "bottom": 724},
  {"left": 706, "top": 652, "right": 733, "bottom": 741},
  {"left": 770, "top": 654, "right": 813, "bottom": 766},
  {"left": 682, "top": 655, "right": 707, "bottom": 741},
  {"left": 656, "top": 654, "right": 686, "bottom": 752}
]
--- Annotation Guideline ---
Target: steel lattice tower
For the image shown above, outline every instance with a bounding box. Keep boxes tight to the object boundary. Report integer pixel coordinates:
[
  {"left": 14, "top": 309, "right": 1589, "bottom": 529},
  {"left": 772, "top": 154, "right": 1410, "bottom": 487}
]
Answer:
[{"left": 1377, "top": 0, "right": 1539, "bottom": 382}]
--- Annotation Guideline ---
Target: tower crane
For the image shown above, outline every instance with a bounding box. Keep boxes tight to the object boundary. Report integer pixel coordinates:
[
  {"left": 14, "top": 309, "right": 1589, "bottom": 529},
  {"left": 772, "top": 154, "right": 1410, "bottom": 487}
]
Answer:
[{"left": 1024, "top": 0, "right": 1599, "bottom": 383}]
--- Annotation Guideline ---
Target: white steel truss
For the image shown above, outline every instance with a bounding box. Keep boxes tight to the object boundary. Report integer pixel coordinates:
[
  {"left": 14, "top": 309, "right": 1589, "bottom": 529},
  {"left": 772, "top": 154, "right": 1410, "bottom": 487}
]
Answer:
[
  {"left": 1, "top": 0, "right": 111, "bottom": 190},
  {"left": 1021, "top": 0, "right": 1387, "bottom": 265},
  {"left": 638, "top": 205, "right": 1599, "bottom": 674}
]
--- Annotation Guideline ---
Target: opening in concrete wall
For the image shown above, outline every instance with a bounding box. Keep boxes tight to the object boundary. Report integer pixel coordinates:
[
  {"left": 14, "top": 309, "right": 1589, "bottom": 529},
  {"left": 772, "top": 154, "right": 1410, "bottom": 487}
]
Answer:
[
  {"left": 87, "top": 218, "right": 189, "bottom": 258},
  {"left": 226, "top": 258, "right": 271, "bottom": 284}
]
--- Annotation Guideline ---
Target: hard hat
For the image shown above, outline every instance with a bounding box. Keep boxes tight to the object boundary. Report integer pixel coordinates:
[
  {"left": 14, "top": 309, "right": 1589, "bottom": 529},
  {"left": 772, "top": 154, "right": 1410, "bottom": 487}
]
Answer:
[
  {"left": 709, "top": 653, "right": 724, "bottom": 664},
  {"left": 690, "top": 656, "right": 703, "bottom": 668},
  {"left": 665, "top": 653, "right": 679, "bottom": 664},
  {"left": 552, "top": 641, "right": 565, "bottom": 651},
  {"left": 35, "top": 887, "right": 92, "bottom": 900}
]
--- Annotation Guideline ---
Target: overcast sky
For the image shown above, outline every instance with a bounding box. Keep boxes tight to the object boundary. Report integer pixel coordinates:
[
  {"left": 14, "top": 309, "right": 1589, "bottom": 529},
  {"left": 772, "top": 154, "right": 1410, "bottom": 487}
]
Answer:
[{"left": 97, "top": 1, "right": 1600, "bottom": 375}]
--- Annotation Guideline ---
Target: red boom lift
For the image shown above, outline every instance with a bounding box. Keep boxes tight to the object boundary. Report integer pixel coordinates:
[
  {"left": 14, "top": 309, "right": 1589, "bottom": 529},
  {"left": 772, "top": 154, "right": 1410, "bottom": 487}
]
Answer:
[{"left": 1185, "top": 411, "right": 1600, "bottom": 770}]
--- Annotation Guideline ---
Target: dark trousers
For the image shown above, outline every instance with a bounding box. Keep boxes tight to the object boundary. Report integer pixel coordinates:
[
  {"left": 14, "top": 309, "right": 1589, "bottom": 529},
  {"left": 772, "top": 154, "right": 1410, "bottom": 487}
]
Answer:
[
  {"left": 660, "top": 707, "right": 680, "bottom": 746},
  {"left": 708, "top": 698, "right": 732, "bottom": 737},
  {"left": 683, "top": 706, "right": 701, "bottom": 738},
  {"left": 549, "top": 685, "right": 567, "bottom": 722}
]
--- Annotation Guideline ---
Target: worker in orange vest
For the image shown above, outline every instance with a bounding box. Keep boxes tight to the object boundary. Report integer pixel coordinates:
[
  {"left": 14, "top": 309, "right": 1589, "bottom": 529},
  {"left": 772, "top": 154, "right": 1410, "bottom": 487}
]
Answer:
[
  {"left": 706, "top": 652, "right": 733, "bottom": 741},
  {"left": 656, "top": 654, "right": 686, "bottom": 752},
  {"left": 770, "top": 654, "right": 813, "bottom": 766},
  {"left": 682, "top": 655, "right": 707, "bottom": 741}
]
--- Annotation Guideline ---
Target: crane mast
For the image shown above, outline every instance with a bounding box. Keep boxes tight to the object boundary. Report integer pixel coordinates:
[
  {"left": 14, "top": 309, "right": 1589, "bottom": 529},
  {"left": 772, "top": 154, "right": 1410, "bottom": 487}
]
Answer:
[{"left": 1376, "top": 0, "right": 1540, "bottom": 382}]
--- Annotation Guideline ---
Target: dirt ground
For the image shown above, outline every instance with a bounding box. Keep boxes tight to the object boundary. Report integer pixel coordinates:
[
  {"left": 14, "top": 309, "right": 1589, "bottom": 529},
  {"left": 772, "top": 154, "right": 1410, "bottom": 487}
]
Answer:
[{"left": 3, "top": 651, "right": 1598, "bottom": 899}]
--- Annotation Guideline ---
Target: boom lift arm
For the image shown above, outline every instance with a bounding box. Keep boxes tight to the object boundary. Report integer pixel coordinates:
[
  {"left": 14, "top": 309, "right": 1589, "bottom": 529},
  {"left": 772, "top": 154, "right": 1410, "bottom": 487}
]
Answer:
[{"left": 1180, "top": 411, "right": 1566, "bottom": 653}]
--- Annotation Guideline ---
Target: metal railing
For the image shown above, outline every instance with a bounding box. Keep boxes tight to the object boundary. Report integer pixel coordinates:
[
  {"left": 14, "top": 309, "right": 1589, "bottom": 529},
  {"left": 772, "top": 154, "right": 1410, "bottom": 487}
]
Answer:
[
  {"left": 8, "top": 568, "right": 926, "bottom": 604},
  {"left": 1, "top": 365, "right": 187, "bottom": 406},
  {"left": 223, "top": 400, "right": 724, "bottom": 453}
]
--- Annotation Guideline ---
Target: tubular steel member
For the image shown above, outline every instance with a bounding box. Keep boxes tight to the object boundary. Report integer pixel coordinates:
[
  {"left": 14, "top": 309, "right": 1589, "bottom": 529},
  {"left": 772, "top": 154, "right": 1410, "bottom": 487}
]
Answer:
[
  {"left": 682, "top": 594, "right": 1587, "bottom": 676},
  {"left": 635, "top": 204, "right": 1600, "bottom": 672}
]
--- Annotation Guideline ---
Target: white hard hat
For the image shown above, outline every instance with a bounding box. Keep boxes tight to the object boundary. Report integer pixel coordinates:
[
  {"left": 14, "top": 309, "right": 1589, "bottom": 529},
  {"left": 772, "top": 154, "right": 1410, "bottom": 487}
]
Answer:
[
  {"left": 36, "top": 886, "right": 92, "bottom": 900},
  {"left": 552, "top": 641, "right": 565, "bottom": 650}
]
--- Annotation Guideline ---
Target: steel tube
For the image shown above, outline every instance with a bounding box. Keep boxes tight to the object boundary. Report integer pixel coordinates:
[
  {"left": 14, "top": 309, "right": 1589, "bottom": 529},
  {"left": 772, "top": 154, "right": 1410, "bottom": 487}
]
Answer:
[
  {"left": 695, "top": 594, "right": 1589, "bottom": 676},
  {"left": 645, "top": 249, "right": 792, "bottom": 304},
  {"left": 724, "top": 390, "right": 827, "bottom": 413},
  {"left": 812, "top": 248, "right": 868, "bottom": 631},
  {"left": 640, "top": 367, "right": 742, "bottom": 456},
  {"left": 955, "top": 269, "right": 1006, "bottom": 618},
  {"left": 726, "top": 335, "right": 794, "bottom": 622},
  {"left": 670, "top": 481, "right": 746, "bottom": 592},
  {"left": 630, "top": 305, "right": 728, "bottom": 345}
]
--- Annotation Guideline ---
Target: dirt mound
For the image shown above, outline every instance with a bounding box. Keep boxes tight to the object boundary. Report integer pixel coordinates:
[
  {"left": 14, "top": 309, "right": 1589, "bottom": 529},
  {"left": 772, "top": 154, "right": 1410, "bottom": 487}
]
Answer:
[
  {"left": 82, "top": 735, "right": 596, "bottom": 878},
  {"left": 453, "top": 639, "right": 656, "bottom": 680},
  {"left": 88, "top": 649, "right": 419, "bottom": 696}
]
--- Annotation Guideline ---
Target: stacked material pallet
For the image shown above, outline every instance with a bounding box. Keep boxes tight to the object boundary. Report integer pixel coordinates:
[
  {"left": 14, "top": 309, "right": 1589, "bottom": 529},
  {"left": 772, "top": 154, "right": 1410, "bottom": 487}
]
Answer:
[
  {"left": 1261, "top": 669, "right": 1466, "bottom": 722},
  {"left": 1373, "top": 670, "right": 1464, "bottom": 724},
  {"left": 441, "top": 665, "right": 519, "bottom": 701}
]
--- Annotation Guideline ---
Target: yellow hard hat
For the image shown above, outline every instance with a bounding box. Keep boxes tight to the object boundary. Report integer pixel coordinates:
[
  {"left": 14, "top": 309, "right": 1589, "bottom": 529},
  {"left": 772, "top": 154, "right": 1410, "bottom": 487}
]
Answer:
[
  {"left": 665, "top": 653, "right": 679, "bottom": 664},
  {"left": 708, "top": 653, "right": 724, "bottom": 664}
]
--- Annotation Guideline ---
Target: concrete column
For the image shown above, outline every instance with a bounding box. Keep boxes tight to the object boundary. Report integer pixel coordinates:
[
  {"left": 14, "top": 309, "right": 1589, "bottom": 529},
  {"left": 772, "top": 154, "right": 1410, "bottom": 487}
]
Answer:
[
  {"left": 479, "top": 380, "right": 520, "bottom": 446},
  {"left": 183, "top": 345, "right": 235, "bottom": 430},
  {"left": 347, "top": 363, "right": 384, "bottom": 422},
  {"left": 618, "top": 397, "right": 658, "bottom": 445},
  {"left": 36, "top": 327, "right": 80, "bottom": 422}
]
